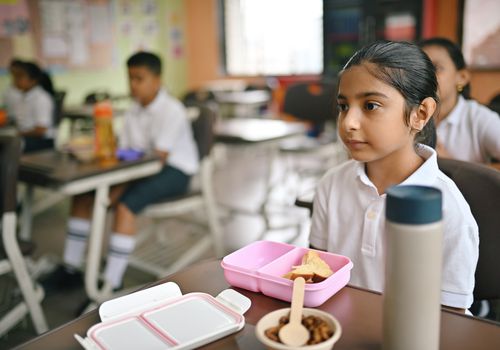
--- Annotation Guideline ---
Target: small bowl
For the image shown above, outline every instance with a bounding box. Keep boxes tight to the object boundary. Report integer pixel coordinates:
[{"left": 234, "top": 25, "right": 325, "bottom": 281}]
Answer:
[
  {"left": 68, "top": 135, "right": 95, "bottom": 162},
  {"left": 255, "top": 308, "right": 342, "bottom": 350}
]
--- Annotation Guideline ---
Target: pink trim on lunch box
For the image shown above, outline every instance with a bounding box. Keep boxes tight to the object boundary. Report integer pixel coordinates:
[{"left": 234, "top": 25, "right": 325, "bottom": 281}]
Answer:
[
  {"left": 89, "top": 292, "right": 244, "bottom": 349},
  {"left": 89, "top": 316, "right": 177, "bottom": 349}
]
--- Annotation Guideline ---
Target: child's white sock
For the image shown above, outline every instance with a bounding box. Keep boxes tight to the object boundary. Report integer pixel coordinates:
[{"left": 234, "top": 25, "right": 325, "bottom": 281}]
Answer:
[
  {"left": 104, "top": 232, "right": 136, "bottom": 289},
  {"left": 63, "top": 217, "right": 90, "bottom": 270}
]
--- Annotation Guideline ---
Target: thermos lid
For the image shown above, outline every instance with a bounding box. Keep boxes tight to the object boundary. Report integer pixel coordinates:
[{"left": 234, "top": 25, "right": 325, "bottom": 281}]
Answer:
[{"left": 386, "top": 185, "right": 442, "bottom": 224}]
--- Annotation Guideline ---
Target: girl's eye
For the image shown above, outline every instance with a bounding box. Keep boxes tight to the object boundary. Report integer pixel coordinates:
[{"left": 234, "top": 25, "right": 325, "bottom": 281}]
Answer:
[
  {"left": 365, "top": 102, "right": 380, "bottom": 111},
  {"left": 337, "top": 103, "right": 348, "bottom": 112},
  {"left": 434, "top": 65, "right": 444, "bottom": 73}
]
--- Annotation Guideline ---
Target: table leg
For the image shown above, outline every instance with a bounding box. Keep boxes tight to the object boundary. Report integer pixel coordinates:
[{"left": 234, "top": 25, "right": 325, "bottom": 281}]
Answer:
[
  {"left": 85, "top": 184, "right": 112, "bottom": 302},
  {"left": 19, "top": 185, "right": 34, "bottom": 241}
]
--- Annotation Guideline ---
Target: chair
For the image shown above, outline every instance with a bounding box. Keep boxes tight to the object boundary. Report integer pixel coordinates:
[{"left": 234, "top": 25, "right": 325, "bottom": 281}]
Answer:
[
  {"left": 0, "top": 134, "right": 48, "bottom": 337},
  {"left": 279, "top": 80, "right": 347, "bottom": 201},
  {"left": 53, "top": 90, "right": 67, "bottom": 126},
  {"left": 281, "top": 80, "right": 337, "bottom": 134},
  {"left": 83, "top": 90, "right": 111, "bottom": 105},
  {"left": 487, "top": 93, "right": 500, "bottom": 116},
  {"left": 128, "top": 105, "right": 224, "bottom": 278},
  {"left": 437, "top": 158, "right": 500, "bottom": 301},
  {"left": 182, "top": 89, "right": 216, "bottom": 107}
]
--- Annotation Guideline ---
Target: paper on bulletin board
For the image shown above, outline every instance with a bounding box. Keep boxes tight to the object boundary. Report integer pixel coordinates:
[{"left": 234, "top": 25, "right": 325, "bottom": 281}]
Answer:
[
  {"left": 66, "top": 0, "right": 88, "bottom": 65},
  {"left": 42, "top": 35, "right": 68, "bottom": 58},
  {"left": 12, "top": 32, "right": 36, "bottom": 59},
  {"left": 0, "top": 38, "right": 13, "bottom": 67},
  {"left": 89, "top": 2, "right": 112, "bottom": 44},
  {"left": 0, "top": 0, "right": 30, "bottom": 37}
]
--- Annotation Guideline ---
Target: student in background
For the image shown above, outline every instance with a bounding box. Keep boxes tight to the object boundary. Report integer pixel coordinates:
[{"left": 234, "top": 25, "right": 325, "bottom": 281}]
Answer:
[
  {"left": 419, "top": 37, "right": 500, "bottom": 164},
  {"left": 41, "top": 52, "right": 199, "bottom": 297},
  {"left": 2, "top": 59, "right": 24, "bottom": 122},
  {"left": 309, "top": 41, "right": 478, "bottom": 312},
  {"left": 11, "top": 61, "right": 55, "bottom": 152}
]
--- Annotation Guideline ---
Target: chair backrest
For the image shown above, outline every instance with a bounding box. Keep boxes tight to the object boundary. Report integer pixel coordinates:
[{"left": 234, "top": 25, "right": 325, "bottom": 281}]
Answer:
[
  {"left": 0, "top": 134, "right": 21, "bottom": 215},
  {"left": 191, "top": 104, "right": 217, "bottom": 160},
  {"left": 53, "top": 90, "right": 66, "bottom": 126},
  {"left": 84, "top": 91, "right": 111, "bottom": 105},
  {"left": 487, "top": 93, "right": 500, "bottom": 115},
  {"left": 437, "top": 158, "right": 500, "bottom": 300},
  {"left": 183, "top": 89, "right": 216, "bottom": 107},
  {"left": 282, "top": 80, "right": 337, "bottom": 132}
]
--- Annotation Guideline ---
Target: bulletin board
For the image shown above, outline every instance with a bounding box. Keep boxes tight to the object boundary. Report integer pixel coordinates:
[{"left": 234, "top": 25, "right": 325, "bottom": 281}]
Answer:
[{"left": 0, "top": 0, "right": 114, "bottom": 69}]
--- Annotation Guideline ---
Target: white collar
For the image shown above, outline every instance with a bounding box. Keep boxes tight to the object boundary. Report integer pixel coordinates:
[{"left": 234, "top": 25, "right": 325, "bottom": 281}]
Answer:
[
  {"left": 354, "top": 144, "right": 438, "bottom": 190},
  {"left": 133, "top": 88, "right": 166, "bottom": 114}
]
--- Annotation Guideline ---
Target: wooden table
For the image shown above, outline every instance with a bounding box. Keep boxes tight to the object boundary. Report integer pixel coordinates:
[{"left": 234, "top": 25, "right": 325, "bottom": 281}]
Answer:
[
  {"left": 18, "top": 150, "right": 162, "bottom": 303},
  {"left": 16, "top": 259, "right": 500, "bottom": 350}
]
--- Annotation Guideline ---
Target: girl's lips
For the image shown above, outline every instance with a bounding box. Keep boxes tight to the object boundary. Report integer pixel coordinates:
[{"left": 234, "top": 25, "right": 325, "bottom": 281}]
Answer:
[{"left": 346, "top": 140, "right": 367, "bottom": 149}]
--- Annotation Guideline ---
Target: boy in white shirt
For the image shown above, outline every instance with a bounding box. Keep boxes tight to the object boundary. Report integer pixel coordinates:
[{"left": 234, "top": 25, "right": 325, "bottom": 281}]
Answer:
[{"left": 42, "top": 52, "right": 199, "bottom": 295}]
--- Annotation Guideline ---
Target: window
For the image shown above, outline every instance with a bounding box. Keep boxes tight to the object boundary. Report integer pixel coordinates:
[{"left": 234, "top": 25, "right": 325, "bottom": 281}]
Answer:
[{"left": 222, "top": 0, "right": 323, "bottom": 76}]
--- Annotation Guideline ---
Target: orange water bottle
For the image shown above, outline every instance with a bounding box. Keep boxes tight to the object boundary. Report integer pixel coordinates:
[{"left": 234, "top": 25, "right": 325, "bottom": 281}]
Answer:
[{"left": 93, "top": 101, "right": 117, "bottom": 166}]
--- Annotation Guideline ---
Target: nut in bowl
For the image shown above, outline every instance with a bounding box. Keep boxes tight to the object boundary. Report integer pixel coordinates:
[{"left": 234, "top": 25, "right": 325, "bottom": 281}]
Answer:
[{"left": 256, "top": 308, "right": 342, "bottom": 350}]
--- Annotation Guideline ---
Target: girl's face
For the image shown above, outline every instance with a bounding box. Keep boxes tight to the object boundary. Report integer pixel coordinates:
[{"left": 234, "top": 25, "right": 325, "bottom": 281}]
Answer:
[
  {"left": 337, "top": 64, "right": 415, "bottom": 163},
  {"left": 13, "top": 70, "right": 36, "bottom": 92},
  {"left": 422, "top": 45, "right": 468, "bottom": 104}
]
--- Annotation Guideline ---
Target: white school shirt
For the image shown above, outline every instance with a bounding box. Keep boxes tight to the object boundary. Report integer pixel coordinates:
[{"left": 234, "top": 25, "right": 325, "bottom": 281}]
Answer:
[
  {"left": 13, "top": 86, "right": 54, "bottom": 137},
  {"left": 310, "top": 144, "right": 479, "bottom": 309},
  {"left": 119, "top": 89, "right": 199, "bottom": 175},
  {"left": 2, "top": 86, "right": 22, "bottom": 119},
  {"left": 437, "top": 96, "right": 500, "bottom": 163}
]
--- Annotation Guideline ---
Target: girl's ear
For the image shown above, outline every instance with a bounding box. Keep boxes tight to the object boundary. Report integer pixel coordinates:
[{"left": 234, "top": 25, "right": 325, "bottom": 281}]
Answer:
[
  {"left": 457, "top": 68, "right": 470, "bottom": 87},
  {"left": 411, "top": 97, "right": 437, "bottom": 131}
]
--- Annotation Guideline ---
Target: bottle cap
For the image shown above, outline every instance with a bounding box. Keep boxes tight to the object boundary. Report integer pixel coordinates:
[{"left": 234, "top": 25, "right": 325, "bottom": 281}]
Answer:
[
  {"left": 94, "top": 102, "right": 113, "bottom": 118},
  {"left": 386, "top": 185, "right": 442, "bottom": 224}
]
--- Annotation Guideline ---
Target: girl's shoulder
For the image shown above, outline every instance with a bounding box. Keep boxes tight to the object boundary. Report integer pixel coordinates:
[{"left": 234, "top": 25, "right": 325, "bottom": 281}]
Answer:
[
  {"left": 319, "top": 159, "right": 358, "bottom": 186},
  {"left": 463, "top": 98, "right": 499, "bottom": 120}
]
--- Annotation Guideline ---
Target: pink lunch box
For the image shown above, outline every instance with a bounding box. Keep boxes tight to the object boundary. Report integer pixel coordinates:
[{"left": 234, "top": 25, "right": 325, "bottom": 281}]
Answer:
[{"left": 221, "top": 240, "right": 353, "bottom": 307}]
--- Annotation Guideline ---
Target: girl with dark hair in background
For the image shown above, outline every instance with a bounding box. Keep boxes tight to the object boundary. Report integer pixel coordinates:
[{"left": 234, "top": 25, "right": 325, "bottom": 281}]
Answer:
[
  {"left": 420, "top": 37, "right": 500, "bottom": 164},
  {"left": 10, "top": 60, "right": 55, "bottom": 153},
  {"left": 309, "top": 41, "right": 478, "bottom": 313},
  {"left": 2, "top": 59, "right": 24, "bottom": 122}
]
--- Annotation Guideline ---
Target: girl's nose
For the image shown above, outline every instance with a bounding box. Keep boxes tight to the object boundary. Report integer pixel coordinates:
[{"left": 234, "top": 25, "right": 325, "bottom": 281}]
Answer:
[{"left": 341, "top": 108, "right": 361, "bottom": 131}]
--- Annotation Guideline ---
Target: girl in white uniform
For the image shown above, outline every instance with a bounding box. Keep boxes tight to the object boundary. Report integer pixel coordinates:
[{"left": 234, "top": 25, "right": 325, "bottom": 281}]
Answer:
[
  {"left": 420, "top": 37, "right": 500, "bottom": 164},
  {"left": 12, "top": 61, "right": 55, "bottom": 153},
  {"left": 309, "top": 41, "right": 478, "bottom": 312}
]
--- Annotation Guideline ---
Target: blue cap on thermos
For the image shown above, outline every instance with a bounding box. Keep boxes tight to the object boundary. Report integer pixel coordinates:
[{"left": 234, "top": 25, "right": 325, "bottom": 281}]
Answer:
[{"left": 385, "top": 185, "right": 442, "bottom": 224}]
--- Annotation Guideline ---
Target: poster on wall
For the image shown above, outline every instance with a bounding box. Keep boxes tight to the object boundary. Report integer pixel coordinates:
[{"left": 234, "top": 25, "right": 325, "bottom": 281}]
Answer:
[
  {"left": 462, "top": 0, "right": 500, "bottom": 69},
  {"left": 0, "top": 0, "right": 30, "bottom": 67}
]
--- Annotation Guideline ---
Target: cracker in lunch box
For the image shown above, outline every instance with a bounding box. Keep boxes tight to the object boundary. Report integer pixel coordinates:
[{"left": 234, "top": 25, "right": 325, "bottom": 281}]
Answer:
[{"left": 282, "top": 251, "right": 333, "bottom": 283}]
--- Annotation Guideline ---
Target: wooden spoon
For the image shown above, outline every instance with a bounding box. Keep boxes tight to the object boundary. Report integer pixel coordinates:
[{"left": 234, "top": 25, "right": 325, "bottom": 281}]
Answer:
[{"left": 279, "top": 277, "right": 309, "bottom": 346}]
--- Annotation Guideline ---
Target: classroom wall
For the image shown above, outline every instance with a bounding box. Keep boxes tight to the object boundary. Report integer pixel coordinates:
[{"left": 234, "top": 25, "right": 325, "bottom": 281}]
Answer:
[
  {"left": 435, "top": 0, "right": 500, "bottom": 104},
  {"left": 183, "top": 0, "right": 499, "bottom": 104},
  {"left": 2, "top": 0, "right": 498, "bottom": 106},
  {"left": 0, "top": 0, "right": 188, "bottom": 106}
]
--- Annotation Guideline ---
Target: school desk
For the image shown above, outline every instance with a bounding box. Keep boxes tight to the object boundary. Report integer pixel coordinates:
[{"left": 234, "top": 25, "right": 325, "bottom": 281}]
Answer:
[
  {"left": 215, "top": 118, "right": 307, "bottom": 238},
  {"left": 213, "top": 90, "right": 271, "bottom": 118},
  {"left": 18, "top": 150, "right": 162, "bottom": 303},
  {"left": 15, "top": 259, "right": 500, "bottom": 350}
]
